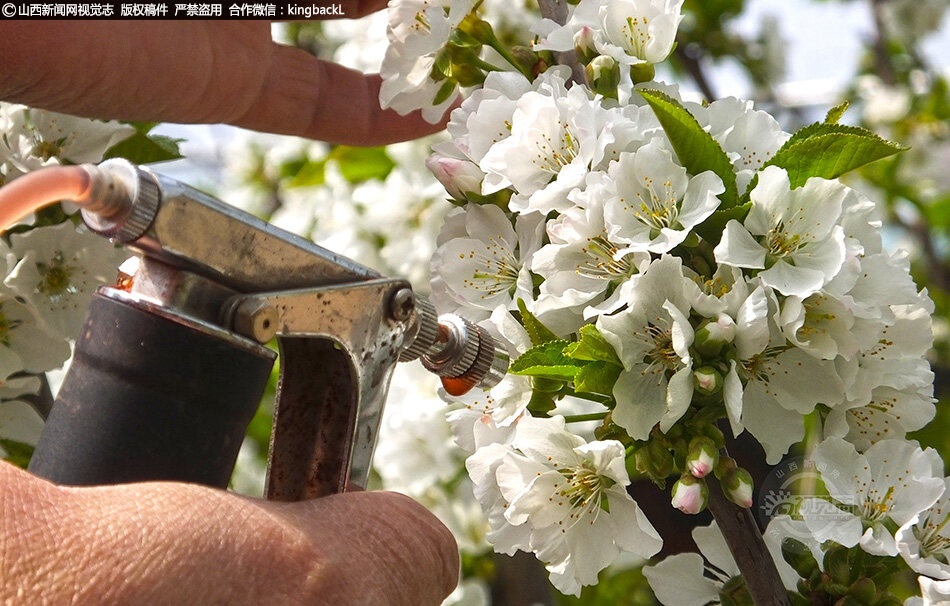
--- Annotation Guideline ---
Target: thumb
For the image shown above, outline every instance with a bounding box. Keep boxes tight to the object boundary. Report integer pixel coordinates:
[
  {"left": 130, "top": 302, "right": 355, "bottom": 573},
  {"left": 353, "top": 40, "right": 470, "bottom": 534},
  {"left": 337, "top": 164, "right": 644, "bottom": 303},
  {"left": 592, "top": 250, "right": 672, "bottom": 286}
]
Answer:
[
  {"left": 2, "top": 462, "right": 459, "bottom": 605},
  {"left": 263, "top": 490, "right": 461, "bottom": 605}
]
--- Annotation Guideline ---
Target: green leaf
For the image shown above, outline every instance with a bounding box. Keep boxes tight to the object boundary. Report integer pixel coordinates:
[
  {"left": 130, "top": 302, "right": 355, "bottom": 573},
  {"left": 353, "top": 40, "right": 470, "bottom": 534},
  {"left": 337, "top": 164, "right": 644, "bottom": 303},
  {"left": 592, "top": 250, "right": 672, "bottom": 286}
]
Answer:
[
  {"left": 517, "top": 298, "right": 560, "bottom": 346},
  {"left": 328, "top": 146, "right": 395, "bottom": 183},
  {"left": 287, "top": 158, "right": 327, "bottom": 188},
  {"left": 638, "top": 88, "right": 739, "bottom": 208},
  {"left": 563, "top": 324, "right": 622, "bottom": 365},
  {"left": 824, "top": 101, "right": 849, "bottom": 124},
  {"left": 765, "top": 122, "right": 907, "bottom": 188},
  {"left": 0, "top": 439, "right": 34, "bottom": 469},
  {"left": 694, "top": 202, "right": 751, "bottom": 245},
  {"left": 432, "top": 79, "right": 459, "bottom": 107},
  {"left": 103, "top": 121, "right": 183, "bottom": 164},
  {"left": 573, "top": 361, "right": 621, "bottom": 396},
  {"left": 509, "top": 340, "right": 579, "bottom": 380}
]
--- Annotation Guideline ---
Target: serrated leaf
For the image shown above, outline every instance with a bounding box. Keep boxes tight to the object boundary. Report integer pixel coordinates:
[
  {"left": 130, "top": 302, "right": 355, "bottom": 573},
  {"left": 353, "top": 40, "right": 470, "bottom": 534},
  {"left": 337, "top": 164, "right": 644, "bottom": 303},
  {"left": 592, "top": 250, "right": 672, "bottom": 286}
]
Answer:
[
  {"left": 573, "top": 361, "right": 621, "bottom": 396},
  {"left": 824, "top": 101, "right": 849, "bottom": 124},
  {"left": 517, "top": 299, "right": 560, "bottom": 345},
  {"left": 0, "top": 439, "right": 34, "bottom": 469},
  {"left": 328, "top": 146, "right": 394, "bottom": 183},
  {"left": 639, "top": 88, "right": 739, "bottom": 208},
  {"left": 563, "top": 324, "right": 621, "bottom": 365},
  {"left": 765, "top": 122, "right": 907, "bottom": 188},
  {"left": 509, "top": 340, "right": 578, "bottom": 380},
  {"left": 103, "top": 121, "right": 183, "bottom": 164}
]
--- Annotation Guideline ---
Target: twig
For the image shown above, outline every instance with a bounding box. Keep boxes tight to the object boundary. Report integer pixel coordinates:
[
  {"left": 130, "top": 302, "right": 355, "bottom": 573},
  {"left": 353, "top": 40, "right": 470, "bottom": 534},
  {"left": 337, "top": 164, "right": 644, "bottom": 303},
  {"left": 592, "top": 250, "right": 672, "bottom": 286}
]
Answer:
[
  {"left": 673, "top": 44, "right": 717, "bottom": 103},
  {"left": 706, "top": 476, "right": 791, "bottom": 605},
  {"left": 16, "top": 373, "right": 54, "bottom": 420},
  {"left": 869, "top": 0, "right": 898, "bottom": 86},
  {"left": 536, "top": 0, "right": 586, "bottom": 86}
]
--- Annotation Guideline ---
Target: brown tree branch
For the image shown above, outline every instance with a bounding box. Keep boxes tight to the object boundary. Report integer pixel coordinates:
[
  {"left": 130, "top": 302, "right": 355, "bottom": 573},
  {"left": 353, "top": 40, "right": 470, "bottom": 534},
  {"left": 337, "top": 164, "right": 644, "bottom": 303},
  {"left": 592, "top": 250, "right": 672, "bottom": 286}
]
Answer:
[
  {"left": 706, "top": 476, "right": 791, "bottom": 605},
  {"left": 536, "top": 0, "right": 586, "bottom": 86}
]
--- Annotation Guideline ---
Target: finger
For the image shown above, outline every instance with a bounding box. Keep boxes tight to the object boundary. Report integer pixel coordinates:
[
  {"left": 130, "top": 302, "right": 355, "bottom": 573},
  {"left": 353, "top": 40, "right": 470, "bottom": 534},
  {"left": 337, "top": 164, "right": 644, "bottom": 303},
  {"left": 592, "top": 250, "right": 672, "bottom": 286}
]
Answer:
[
  {"left": 233, "top": 43, "right": 448, "bottom": 146},
  {"left": 268, "top": 491, "right": 461, "bottom": 605},
  {"left": 0, "top": 22, "right": 444, "bottom": 146},
  {"left": 2, "top": 463, "right": 459, "bottom": 605}
]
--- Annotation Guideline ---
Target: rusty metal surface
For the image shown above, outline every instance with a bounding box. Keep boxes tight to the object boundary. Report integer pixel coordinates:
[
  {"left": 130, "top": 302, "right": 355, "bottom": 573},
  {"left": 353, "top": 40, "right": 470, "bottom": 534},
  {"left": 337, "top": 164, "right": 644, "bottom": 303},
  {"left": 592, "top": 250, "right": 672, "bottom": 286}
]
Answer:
[
  {"left": 266, "top": 338, "right": 357, "bottom": 499},
  {"left": 255, "top": 279, "right": 415, "bottom": 499}
]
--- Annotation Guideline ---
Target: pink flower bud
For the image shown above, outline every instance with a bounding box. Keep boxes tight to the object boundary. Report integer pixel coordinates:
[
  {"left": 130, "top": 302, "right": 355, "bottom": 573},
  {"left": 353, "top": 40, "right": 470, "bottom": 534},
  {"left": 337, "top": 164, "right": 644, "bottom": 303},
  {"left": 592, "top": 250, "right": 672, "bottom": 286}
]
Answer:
[
  {"left": 692, "top": 366, "right": 724, "bottom": 396},
  {"left": 686, "top": 436, "right": 718, "bottom": 478},
  {"left": 425, "top": 154, "right": 484, "bottom": 201},
  {"left": 722, "top": 466, "right": 754, "bottom": 508},
  {"left": 671, "top": 474, "right": 708, "bottom": 515},
  {"left": 694, "top": 313, "right": 736, "bottom": 357},
  {"left": 573, "top": 26, "right": 597, "bottom": 64}
]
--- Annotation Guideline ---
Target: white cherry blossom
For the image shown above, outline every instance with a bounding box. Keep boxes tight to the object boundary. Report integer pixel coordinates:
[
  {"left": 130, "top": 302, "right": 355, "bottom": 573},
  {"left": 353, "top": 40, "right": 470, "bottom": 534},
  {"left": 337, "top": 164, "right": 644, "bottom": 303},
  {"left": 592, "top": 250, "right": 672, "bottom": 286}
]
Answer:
[
  {"left": 380, "top": 0, "right": 476, "bottom": 123},
  {"left": 479, "top": 80, "right": 613, "bottom": 215},
  {"left": 0, "top": 104, "right": 134, "bottom": 178},
  {"left": 803, "top": 437, "right": 944, "bottom": 556},
  {"left": 5, "top": 223, "right": 136, "bottom": 341},
  {"left": 723, "top": 283, "right": 846, "bottom": 462},
  {"left": 601, "top": 138, "right": 724, "bottom": 253},
  {"left": 836, "top": 303, "right": 935, "bottom": 409},
  {"left": 644, "top": 521, "right": 795, "bottom": 605},
  {"left": 906, "top": 576, "right": 950, "bottom": 606},
  {"left": 689, "top": 97, "right": 791, "bottom": 193},
  {"left": 714, "top": 166, "right": 848, "bottom": 298},
  {"left": 469, "top": 415, "right": 661, "bottom": 596},
  {"left": 897, "top": 478, "right": 950, "bottom": 580},
  {"left": 778, "top": 290, "right": 860, "bottom": 360},
  {"left": 597, "top": 255, "right": 698, "bottom": 439},
  {"left": 531, "top": 189, "right": 649, "bottom": 334},
  {"left": 430, "top": 204, "right": 543, "bottom": 315},
  {"left": 535, "top": 0, "right": 684, "bottom": 67}
]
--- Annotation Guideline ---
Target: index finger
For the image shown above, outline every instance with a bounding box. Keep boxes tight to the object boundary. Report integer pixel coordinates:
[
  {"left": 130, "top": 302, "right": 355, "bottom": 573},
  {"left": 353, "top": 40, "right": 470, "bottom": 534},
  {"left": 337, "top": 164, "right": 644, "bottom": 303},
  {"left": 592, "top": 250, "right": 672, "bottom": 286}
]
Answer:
[{"left": 233, "top": 43, "right": 447, "bottom": 146}]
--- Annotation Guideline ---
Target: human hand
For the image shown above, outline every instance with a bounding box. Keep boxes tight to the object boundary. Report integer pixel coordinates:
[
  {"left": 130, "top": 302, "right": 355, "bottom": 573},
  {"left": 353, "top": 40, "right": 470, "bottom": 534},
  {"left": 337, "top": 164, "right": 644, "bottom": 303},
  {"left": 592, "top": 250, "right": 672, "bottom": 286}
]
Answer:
[
  {"left": 0, "top": 14, "right": 444, "bottom": 146},
  {"left": 1, "top": 461, "right": 459, "bottom": 605}
]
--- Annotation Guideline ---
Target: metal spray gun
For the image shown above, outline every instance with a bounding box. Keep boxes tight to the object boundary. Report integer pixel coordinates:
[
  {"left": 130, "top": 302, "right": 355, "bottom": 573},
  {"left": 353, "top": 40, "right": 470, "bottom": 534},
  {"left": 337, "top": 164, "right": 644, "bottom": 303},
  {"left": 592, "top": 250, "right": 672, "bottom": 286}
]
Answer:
[{"left": 23, "top": 159, "right": 508, "bottom": 499}]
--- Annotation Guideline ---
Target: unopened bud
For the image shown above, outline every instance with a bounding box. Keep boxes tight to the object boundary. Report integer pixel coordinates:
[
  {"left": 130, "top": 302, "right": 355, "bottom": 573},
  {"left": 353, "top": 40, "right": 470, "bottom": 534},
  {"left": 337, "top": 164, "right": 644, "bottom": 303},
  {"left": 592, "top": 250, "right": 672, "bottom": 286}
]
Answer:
[
  {"left": 629, "top": 61, "right": 655, "bottom": 84},
  {"left": 781, "top": 537, "right": 820, "bottom": 579},
  {"left": 693, "top": 366, "right": 724, "bottom": 396},
  {"left": 510, "top": 46, "right": 542, "bottom": 76},
  {"left": 686, "top": 436, "right": 718, "bottom": 478},
  {"left": 458, "top": 14, "right": 496, "bottom": 45},
  {"left": 573, "top": 26, "right": 598, "bottom": 64},
  {"left": 585, "top": 56, "right": 621, "bottom": 100},
  {"left": 452, "top": 63, "right": 486, "bottom": 87},
  {"left": 671, "top": 474, "right": 708, "bottom": 514},
  {"left": 634, "top": 439, "right": 673, "bottom": 482},
  {"left": 694, "top": 314, "right": 736, "bottom": 357},
  {"left": 425, "top": 155, "right": 485, "bottom": 201},
  {"left": 721, "top": 465, "right": 754, "bottom": 508},
  {"left": 847, "top": 578, "right": 877, "bottom": 603}
]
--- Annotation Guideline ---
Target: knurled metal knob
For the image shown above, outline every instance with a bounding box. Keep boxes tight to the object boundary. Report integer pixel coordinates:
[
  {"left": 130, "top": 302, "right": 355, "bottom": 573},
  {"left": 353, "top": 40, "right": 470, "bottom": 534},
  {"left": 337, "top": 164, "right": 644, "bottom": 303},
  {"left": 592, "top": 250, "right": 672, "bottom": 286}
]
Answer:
[
  {"left": 398, "top": 296, "right": 439, "bottom": 362},
  {"left": 420, "top": 314, "right": 480, "bottom": 378}
]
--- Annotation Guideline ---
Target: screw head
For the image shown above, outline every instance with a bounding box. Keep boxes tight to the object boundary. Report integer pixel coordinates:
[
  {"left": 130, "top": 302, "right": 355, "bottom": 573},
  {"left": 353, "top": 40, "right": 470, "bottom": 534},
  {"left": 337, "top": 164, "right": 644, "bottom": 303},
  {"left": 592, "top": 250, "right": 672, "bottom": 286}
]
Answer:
[{"left": 390, "top": 288, "right": 415, "bottom": 322}]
